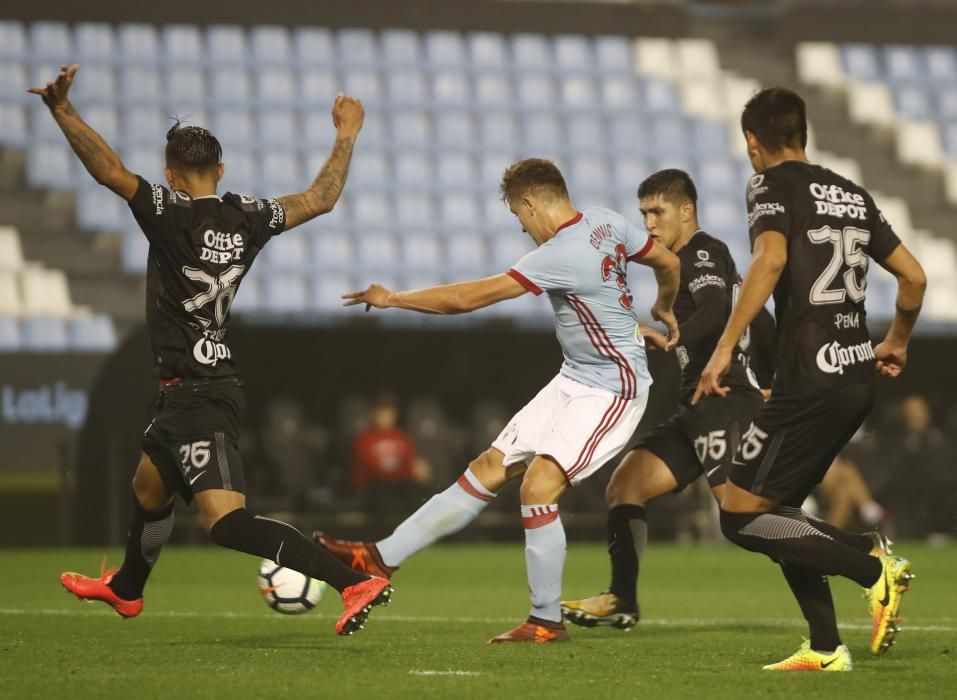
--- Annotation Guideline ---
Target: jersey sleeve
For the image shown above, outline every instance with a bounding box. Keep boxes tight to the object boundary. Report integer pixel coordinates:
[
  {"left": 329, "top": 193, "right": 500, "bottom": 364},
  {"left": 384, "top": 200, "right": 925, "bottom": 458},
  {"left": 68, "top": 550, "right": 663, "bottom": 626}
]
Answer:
[
  {"left": 746, "top": 170, "right": 791, "bottom": 245},
  {"left": 866, "top": 199, "right": 903, "bottom": 263},
  {"left": 232, "top": 194, "right": 287, "bottom": 247},
  {"left": 127, "top": 176, "right": 173, "bottom": 244},
  {"left": 620, "top": 216, "right": 654, "bottom": 261},
  {"left": 507, "top": 242, "right": 574, "bottom": 295},
  {"left": 687, "top": 239, "right": 732, "bottom": 305}
]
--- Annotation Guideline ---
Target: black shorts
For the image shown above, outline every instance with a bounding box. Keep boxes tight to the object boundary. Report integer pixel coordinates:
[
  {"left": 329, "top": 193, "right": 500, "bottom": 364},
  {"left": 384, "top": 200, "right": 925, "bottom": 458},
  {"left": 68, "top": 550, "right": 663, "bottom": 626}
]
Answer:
[
  {"left": 635, "top": 389, "right": 765, "bottom": 492},
  {"left": 141, "top": 377, "right": 246, "bottom": 504},
  {"left": 729, "top": 382, "right": 875, "bottom": 505}
]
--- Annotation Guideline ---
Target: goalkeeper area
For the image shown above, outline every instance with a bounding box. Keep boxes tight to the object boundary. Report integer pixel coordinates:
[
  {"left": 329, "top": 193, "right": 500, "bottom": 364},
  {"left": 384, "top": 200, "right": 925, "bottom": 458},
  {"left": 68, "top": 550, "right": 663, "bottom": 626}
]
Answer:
[{"left": 2, "top": 543, "right": 953, "bottom": 699}]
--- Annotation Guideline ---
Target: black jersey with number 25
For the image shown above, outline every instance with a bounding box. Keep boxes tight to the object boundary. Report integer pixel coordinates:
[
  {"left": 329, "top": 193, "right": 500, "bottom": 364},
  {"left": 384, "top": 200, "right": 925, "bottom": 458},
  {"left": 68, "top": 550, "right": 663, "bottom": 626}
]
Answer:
[
  {"left": 128, "top": 176, "right": 286, "bottom": 380},
  {"left": 746, "top": 161, "right": 901, "bottom": 397}
]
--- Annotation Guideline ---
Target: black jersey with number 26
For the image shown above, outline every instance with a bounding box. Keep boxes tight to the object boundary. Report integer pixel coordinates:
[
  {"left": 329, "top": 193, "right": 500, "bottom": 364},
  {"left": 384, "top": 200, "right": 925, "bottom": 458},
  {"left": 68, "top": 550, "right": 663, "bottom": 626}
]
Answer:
[
  {"left": 128, "top": 176, "right": 286, "bottom": 380},
  {"left": 746, "top": 161, "right": 901, "bottom": 397}
]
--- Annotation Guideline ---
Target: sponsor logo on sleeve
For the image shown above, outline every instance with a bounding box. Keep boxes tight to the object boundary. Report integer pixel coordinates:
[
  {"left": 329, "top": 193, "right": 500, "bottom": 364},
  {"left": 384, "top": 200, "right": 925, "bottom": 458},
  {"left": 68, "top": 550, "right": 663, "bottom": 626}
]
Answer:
[
  {"left": 815, "top": 340, "right": 875, "bottom": 375},
  {"left": 688, "top": 274, "right": 727, "bottom": 294},
  {"left": 747, "top": 174, "right": 768, "bottom": 202},
  {"left": 151, "top": 184, "right": 166, "bottom": 215},
  {"left": 694, "top": 249, "right": 715, "bottom": 268},
  {"left": 747, "top": 201, "right": 785, "bottom": 227},
  {"left": 267, "top": 199, "right": 285, "bottom": 230}
]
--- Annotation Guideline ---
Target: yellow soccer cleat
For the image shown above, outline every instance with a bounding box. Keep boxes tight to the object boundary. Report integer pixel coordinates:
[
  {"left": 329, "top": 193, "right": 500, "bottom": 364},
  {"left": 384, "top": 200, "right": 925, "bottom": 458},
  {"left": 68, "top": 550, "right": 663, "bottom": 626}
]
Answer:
[
  {"left": 762, "top": 640, "right": 853, "bottom": 671},
  {"left": 561, "top": 592, "right": 638, "bottom": 630},
  {"left": 866, "top": 554, "right": 915, "bottom": 655},
  {"left": 864, "top": 531, "right": 894, "bottom": 557}
]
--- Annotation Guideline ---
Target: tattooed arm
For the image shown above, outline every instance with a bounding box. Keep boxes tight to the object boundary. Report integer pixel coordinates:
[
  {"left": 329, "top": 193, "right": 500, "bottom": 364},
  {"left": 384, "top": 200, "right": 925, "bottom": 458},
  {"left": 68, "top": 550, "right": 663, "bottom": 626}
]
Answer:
[
  {"left": 278, "top": 93, "right": 364, "bottom": 231},
  {"left": 28, "top": 64, "right": 138, "bottom": 201}
]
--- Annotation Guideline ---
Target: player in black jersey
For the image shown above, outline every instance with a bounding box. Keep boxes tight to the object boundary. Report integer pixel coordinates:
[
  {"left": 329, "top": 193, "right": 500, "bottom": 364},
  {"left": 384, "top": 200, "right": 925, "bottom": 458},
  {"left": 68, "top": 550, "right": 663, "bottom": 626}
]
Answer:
[
  {"left": 696, "top": 88, "right": 926, "bottom": 670},
  {"left": 30, "top": 64, "right": 392, "bottom": 636},
  {"left": 561, "top": 169, "right": 773, "bottom": 630}
]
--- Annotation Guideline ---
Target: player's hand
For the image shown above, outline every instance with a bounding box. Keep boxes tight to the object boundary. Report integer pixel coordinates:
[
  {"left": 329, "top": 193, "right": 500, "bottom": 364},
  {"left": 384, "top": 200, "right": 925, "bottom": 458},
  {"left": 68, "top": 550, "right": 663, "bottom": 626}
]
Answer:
[
  {"left": 873, "top": 340, "right": 907, "bottom": 378},
  {"left": 332, "top": 93, "right": 364, "bottom": 138},
  {"left": 342, "top": 283, "right": 392, "bottom": 312},
  {"left": 641, "top": 327, "right": 671, "bottom": 352},
  {"left": 692, "top": 345, "right": 733, "bottom": 405},
  {"left": 760, "top": 388, "right": 772, "bottom": 401},
  {"left": 26, "top": 63, "right": 78, "bottom": 111},
  {"left": 650, "top": 304, "right": 679, "bottom": 350}
]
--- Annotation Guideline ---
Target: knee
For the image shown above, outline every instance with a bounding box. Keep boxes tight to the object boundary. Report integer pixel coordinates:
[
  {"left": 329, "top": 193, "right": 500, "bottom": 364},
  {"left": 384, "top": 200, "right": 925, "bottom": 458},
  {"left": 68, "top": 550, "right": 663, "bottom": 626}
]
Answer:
[
  {"left": 208, "top": 507, "right": 248, "bottom": 548},
  {"left": 520, "top": 460, "right": 566, "bottom": 505},
  {"left": 719, "top": 509, "right": 756, "bottom": 545},
  {"left": 132, "top": 463, "right": 170, "bottom": 513},
  {"left": 605, "top": 468, "right": 643, "bottom": 508},
  {"left": 468, "top": 449, "right": 510, "bottom": 492}
]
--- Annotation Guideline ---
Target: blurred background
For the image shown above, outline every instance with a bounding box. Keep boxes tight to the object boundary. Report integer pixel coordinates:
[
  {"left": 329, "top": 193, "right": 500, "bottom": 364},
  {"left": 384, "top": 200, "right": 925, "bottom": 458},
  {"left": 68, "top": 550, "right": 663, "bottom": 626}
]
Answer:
[{"left": 1, "top": 0, "right": 954, "bottom": 548}]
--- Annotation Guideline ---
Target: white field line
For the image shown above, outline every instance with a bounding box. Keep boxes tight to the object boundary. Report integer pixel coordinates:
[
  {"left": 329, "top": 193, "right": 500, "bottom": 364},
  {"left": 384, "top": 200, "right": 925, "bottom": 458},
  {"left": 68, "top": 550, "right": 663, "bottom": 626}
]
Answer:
[
  {"left": 0, "top": 607, "right": 952, "bottom": 632},
  {"left": 408, "top": 670, "right": 481, "bottom": 677}
]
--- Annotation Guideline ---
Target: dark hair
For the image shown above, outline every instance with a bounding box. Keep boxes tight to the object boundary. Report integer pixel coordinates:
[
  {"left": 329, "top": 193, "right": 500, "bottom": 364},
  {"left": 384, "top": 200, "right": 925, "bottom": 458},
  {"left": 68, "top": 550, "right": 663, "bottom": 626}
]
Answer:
[
  {"left": 165, "top": 119, "right": 222, "bottom": 173},
  {"left": 741, "top": 87, "right": 808, "bottom": 151},
  {"left": 499, "top": 158, "right": 569, "bottom": 204},
  {"left": 637, "top": 169, "right": 698, "bottom": 208}
]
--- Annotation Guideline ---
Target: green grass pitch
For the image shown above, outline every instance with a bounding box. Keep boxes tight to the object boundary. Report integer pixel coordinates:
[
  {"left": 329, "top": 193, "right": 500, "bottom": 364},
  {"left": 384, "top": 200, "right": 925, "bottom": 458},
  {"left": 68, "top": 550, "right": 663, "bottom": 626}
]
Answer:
[{"left": 1, "top": 543, "right": 954, "bottom": 699}]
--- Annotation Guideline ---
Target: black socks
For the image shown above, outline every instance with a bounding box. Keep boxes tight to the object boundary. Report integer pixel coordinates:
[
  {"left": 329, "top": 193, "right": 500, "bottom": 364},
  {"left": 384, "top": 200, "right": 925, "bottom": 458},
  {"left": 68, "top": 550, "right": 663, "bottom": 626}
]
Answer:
[
  {"left": 210, "top": 508, "right": 367, "bottom": 593},
  {"left": 780, "top": 563, "right": 842, "bottom": 652},
  {"left": 108, "top": 492, "right": 175, "bottom": 601},
  {"left": 607, "top": 504, "right": 646, "bottom": 609}
]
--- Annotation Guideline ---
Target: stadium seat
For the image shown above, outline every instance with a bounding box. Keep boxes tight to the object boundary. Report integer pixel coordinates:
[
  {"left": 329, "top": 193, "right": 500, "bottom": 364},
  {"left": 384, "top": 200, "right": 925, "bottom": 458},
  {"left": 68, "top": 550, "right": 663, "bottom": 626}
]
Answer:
[
  {"left": 213, "top": 108, "right": 254, "bottom": 145},
  {"left": 446, "top": 235, "right": 488, "bottom": 273},
  {"left": 75, "top": 23, "right": 116, "bottom": 64},
  {"left": 569, "top": 155, "right": 611, "bottom": 194},
  {"left": 439, "top": 193, "right": 482, "bottom": 232},
  {"left": 521, "top": 113, "right": 563, "bottom": 153},
  {"left": 675, "top": 39, "right": 721, "bottom": 79},
  {"left": 511, "top": 34, "right": 552, "bottom": 72},
  {"left": 162, "top": 25, "right": 204, "bottom": 65},
  {"left": 679, "top": 77, "right": 726, "bottom": 121},
  {"left": 29, "top": 22, "right": 73, "bottom": 63},
  {"left": 299, "top": 69, "right": 340, "bottom": 108},
  {"left": 72, "top": 65, "right": 116, "bottom": 103},
  {"left": 312, "top": 274, "right": 354, "bottom": 314},
  {"left": 895, "top": 119, "right": 944, "bottom": 168},
  {"left": 337, "top": 29, "right": 379, "bottom": 68},
  {"left": 883, "top": 45, "right": 926, "bottom": 84},
  {"left": 29, "top": 103, "right": 65, "bottom": 143},
  {"left": 351, "top": 191, "right": 393, "bottom": 228},
  {"left": 474, "top": 72, "right": 512, "bottom": 108},
  {"left": 222, "top": 150, "right": 259, "bottom": 194},
  {"left": 0, "top": 316, "right": 19, "bottom": 351},
  {"left": 21, "top": 316, "right": 68, "bottom": 351},
  {"left": 482, "top": 192, "right": 515, "bottom": 232},
  {"left": 594, "top": 36, "right": 630, "bottom": 75},
  {"left": 342, "top": 69, "right": 383, "bottom": 106},
  {"left": 894, "top": 86, "right": 934, "bottom": 120},
  {"left": 69, "top": 313, "right": 117, "bottom": 351},
  {"left": 925, "top": 46, "right": 957, "bottom": 84},
  {"left": 431, "top": 70, "right": 471, "bottom": 107},
  {"left": 436, "top": 153, "right": 478, "bottom": 189},
  {"left": 121, "top": 231, "right": 149, "bottom": 274},
  {"left": 207, "top": 26, "right": 248, "bottom": 65},
  {"left": 0, "top": 272, "right": 21, "bottom": 315},
  {"left": 425, "top": 31, "right": 467, "bottom": 70},
  {"left": 0, "top": 228, "right": 25, "bottom": 271},
  {"left": 842, "top": 44, "right": 881, "bottom": 81},
  {"left": 650, "top": 117, "right": 689, "bottom": 155},
  {"left": 230, "top": 276, "right": 261, "bottom": 314},
  {"left": 26, "top": 143, "right": 75, "bottom": 189},
  {"left": 478, "top": 113, "right": 518, "bottom": 151},
  {"left": 256, "top": 67, "right": 297, "bottom": 105},
  {"left": 0, "top": 63, "right": 28, "bottom": 104},
  {"left": 600, "top": 75, "right": 640, "bottom": 112},
  {"left": 468, "top": 32, "right": 508, "bottom": 70},
  {"left": 634, "top": 38, "right": 676, "bottom": 81},
  {"left": 312, "top": 232, "right": 354, "bottom": 270},
  {"left": 846, "top": 82, "right": 896, "bottom": 127},
  {"left": 611, "top": 156, "right": 651, "bottom": 196},
  {"left": 260, "top": 150, "right": 302, "bottom": 194},
  {"left": 118, "top": 24, "right": 161, "bottom": 64},
  {"left": 381, "top": 29, "right": 421, "bottom": 68},
  {"left": 262, "top": 231, "right": 309, "bottom": 271},
  {"left": 560, "top": 76, "right": 598, "bottom": 111},
  {"left": 166, "top": 67, "right": 207, "bottom": 105},
  {"left": 19, "top": 266, "right": 72, "bottom": 316},
  {"left": 210, "top": 67, "right": 252, "bottom": 106},
  {"left": 394, "top": 151, "right": 433, "bottom": 189},
  {"left": 350, "top": 151, "right": 392, "bottom": 189},
  {"left": 356, "top": 232, "right": 400, "bottom": 271},
  {"left": 434, "top": 112, "right": 476, "bottom": 150},
  {"left": 515, "top": 74, "right": 556, "bottom": 109},
  {"left": 76, "top": 185, "right": 126, "bottom": 231},
  {"left": 293, "top": 27, "right": 335, "bottom": 67},
  {"left": 697, "top": 157, "right": 739, "bottom": 195},
  {"left": 565, "top": 114, "right": 607, "bottom": 154},
  {"left": 553, "top": 35, "right": 594, "bottom": 74},
  {"left": 796, "top": 42, "right": 846, "bottom": 89},
  {"left": 642, "top": 78, "right": 680, "bottom": 114},
  {"left": 490, "top": 233, "right": 534, "bottom": 270},
  {"left": 250, "top": 26, "right": 292, "bottom": 67},
  {"left": 386, "top": 69, "right": 429, "bottom": 107},
  {"left": 262, "top": 275, "right": 308, "bottom": 314},
  {"left": 258, "top": 110, "right": 298, "bottom": 148},
  {"left": 124, "top": 145, "right": 166, "bottom": 183},
  {"left": 122, "top": 107, "right": 165, "bottom": 145},
  {"left": 0, "top": 22, "right": 26, "bottom": 61},
  {"left": 479, "top": 152, "right": 515, "bottom": 190},
  {"left": 400, "top": 234, "right": 442, "bottom": 271},
  {"left": 691, "top": 119, "right": 729, "bottom": 155},
  {"left": 121, "top": 67, "right": 164, "bottom": 105},
  {"left": 301, "top": 107, "right": 340, "bottom": 148},
  {"left": 937, "top": 89, "right": 957, "bottom": 120},
  {"left": 395, "top": 193, "right": 436, "bottom": 232}
]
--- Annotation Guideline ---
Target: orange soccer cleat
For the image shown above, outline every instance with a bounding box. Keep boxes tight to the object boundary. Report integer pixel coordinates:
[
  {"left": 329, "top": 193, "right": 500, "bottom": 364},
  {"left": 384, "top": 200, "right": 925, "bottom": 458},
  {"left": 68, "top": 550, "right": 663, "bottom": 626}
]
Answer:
[
  {"left": 60, "top": 558, "right": 143, "bottom": 619},
  {"left": 488, "top": 619, "right": 570, "bottom": 644},
  {"left": 336, "top": 576, "right": 394, "bottom": 636},
  {"left": 313, "top": 531, "right": 396, "bottom": 580}
]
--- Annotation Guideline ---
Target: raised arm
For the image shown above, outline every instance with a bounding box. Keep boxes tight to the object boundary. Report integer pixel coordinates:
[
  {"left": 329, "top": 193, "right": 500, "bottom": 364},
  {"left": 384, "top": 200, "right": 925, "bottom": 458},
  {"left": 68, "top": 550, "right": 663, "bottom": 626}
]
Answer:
[
  {"left": 343, "top": 274, "right": 528, "bottom": 315},
  {"left": 873, "top": 243, "right": 927, "bottom": 377},
  {"left": 633, "top": 239, "right": 681, "bottom": 348},
  {"left": 28, "top": 64, "right": 138, "bottom": 200},
  {"left": 278, "top": 94, "right": 364, "bottom": 231}
]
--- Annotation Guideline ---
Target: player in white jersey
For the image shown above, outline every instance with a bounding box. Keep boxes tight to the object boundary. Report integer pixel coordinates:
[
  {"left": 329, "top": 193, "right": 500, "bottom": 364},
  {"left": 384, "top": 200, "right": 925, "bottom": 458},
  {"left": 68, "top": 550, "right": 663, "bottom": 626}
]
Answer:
[{"left": 316, "top": 159, "right": 681, "bottom": 643}]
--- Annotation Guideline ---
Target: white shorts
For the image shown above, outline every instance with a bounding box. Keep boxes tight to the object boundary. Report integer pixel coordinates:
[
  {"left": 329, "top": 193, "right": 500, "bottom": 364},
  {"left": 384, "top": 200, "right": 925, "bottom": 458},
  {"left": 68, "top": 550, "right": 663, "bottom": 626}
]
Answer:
[{"left": 491, "top": 373, "right": 649, "bottom": 485}]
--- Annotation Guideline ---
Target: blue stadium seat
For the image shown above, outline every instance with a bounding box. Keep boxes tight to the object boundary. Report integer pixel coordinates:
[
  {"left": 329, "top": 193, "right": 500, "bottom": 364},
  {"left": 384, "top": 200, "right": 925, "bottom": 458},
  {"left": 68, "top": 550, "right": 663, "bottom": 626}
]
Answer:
[
  {"left": 69, "top": 314, "right": 117, "bottom": 351},
  {"left": 925, "top": 46, "right": 957, "bottom": 84},
  {"left": 894, "top": 86, "right": 934, "bottom": 119},
  {"left": 121, "top": 67, "right": 164, "bottom": 105},
  {"left": 436, "top": 153, "right": 478, "bottom": 189},
  {"left": 122, "top": 231, "right": 149, "bottom": 273},
  {"left": 0, "top": 317, "right": 20, "bottom": 351},
  {"left": 842, "top": 44, "right": 881, "bottom": 80},
  {"left": 478, "top": 113, "right": 518, "bottom": 151},
  {"left": 642, "top": 79, "right": 680, "bottom": 114},
  {"left": 293, "top": 28, "right": 335, "bottom": 67},
  {"left": 431, "top": 70, "right": 471, "bottom": 108},
  {"left": 162, "top": 25, "right": 204, "bottom": 65},
  {"left": 257, "top": 110, "right": 298, "bottom": 148},
  {"left": 434, "top": 112, "right": 476, "bottom": 150},
  {"left": 312, "top": 232, "right": 353, "bottom": 270},
  {"left": 425, "top": 31, "right": 467, "bottom": 70},
  {"left": 21, "top": 317, "right": 68, "bottom": 351},
  {"left": 447, "top": 235, "right": 488, "bottom": 274},
  {"left": 515, "top": 74, "right": 556, "bottom": 109},
  {"left": 474, "top": 72, "right": 512, "bottom": 108},
  {"left": 213, "top": 108, "right": 254, "bottom": 145},
  {"left": 261, "top": 150, "right": 302, "bottom": 194},
  {"left": 75, "top": 23, "right": 116, "bottom": 64},
  {"left": 27, "top": 143, "right": 75, "bottom": 189},
  {"left": 210, "top": 67, "right": 251, "bottom": 105},
  {"left": 553, "top": 35, "right": 594, "bottom": 74},
  {"left": 565, "top": 115, "right": 607, "bottom": 154},
  {"left": 396, "top": 193, "right": 436, "bottom": 232},
  {"left": 381, "top": 29, "right": 422, "bottom": 68},
  {"left": 122, "top": 146, "right": 166, "bottom": 183},
  {"left": 521, "top": 112, "right": 563, "bottom": 153},
  {"left": 250, "top": 26, "right": 292, "bottom": 67},
  {"left": 479, "top": 152, "right": 515, "bottom": 190},
  {"left": 301, "top": 107, "right": 339, "bottom": 148},
  {"left": 122, "top": 107, "right": 167, "bottom": 145},
  {"left": 483, "top": 192, "right": 515, "bottom": 232},
  {"left": 262, "top": 232, "right": 309, "bottom": 270},
  {"left": 594, "top": 36, "right": 631, "bottom": 75},
  {"left": 600, "top": 76, "right": 640, "bottom": 112},
  {"left": 468, "top": 32, "right": 508, "bottom": 71},
  {"left": 312, "top": 274, "right": 354, "bottom": 314},
  {"left": 394, "top": 151, "right": 433, "bottom": 188},
  {"left": 30, "top": 22, "right": 73, "bottom": 63},
  {"left": 691, "top": 119, "right": 729, "bottom": 156},
  {"left": 699, "top": 196, "right": 745, "bottom": 238},
  {"left": 0, "top": 105, "right": 27, "bottom": 146},
  {"left": 351, "top": 191, "right": 393, "bottom": 228},
  {"left": 611, "top": 156, "right": 651, "bottom": 196},
  {"left": 400, "top": 234, "right": 442, "bottom": 271},
  {"left": 349, "top": 151, "right": 392, "bottom": 189},
  {"left": 263, "top": 275, "right": 308, "bottom": 313},
  {"left": 391, "top": 111, "right": 432, "bottom": 149},
  {"left": 511, "top": 34, "right": 552, "bottom": 72},
  {"left": 439, "top": 193, "right": 482, "bottom": 232},
  {"left": 299, "top": 68, "right": 340, "bottom": 108},
  {"left": 31, "top": 104, "right": 66, "bottom": 142},
  {"left": 561, "top": 76, "right": 598, "bottom": 112},
  {"left": 883, "top": 45, "right": 926, "bottom": 84},
  {"left": 0, "top": 22, "right": 26, "bottom": 61},
  {"left": 937, "top": 89, "right": 957, "bottom": 120},
  {"left": 76, "top": 185, "right": 126, "bottom": 231},
  {"left": 941, "top": 123, "right": 957, "bottom": 157},
  {"left": 490, "top": 233, "right": 534, "bottom": 270},
  {"left": 608, "top": 115, "right": 650, "bottom": 155},
  {"left": 166, "top": 66, "right": 207, "bottom": 104},
  {"left": 230, "top": 276, "right": 261, "bottom": 315},
  {"left": 207, "top": 26, "right": 248, "bottom": 65},
  {"left": 569, "top": 155, "right": 611, "bottom": 195},
  {"left": 337, "top": 29, "right": 379, "bottom": 68},
  {"left": 118, "top": 24, "right": 161, "bottom": 64},
  {"left": 0, "top": 63, "right": 28, "bottom": 104},
  {"left": 221, "top": 150, "right": 259, "bottom": 194},
  {"left": 357, "top": 232, "right": 400, "bottom": 270},
  {"left": 72, "top": 65, "right": 116, "bottom": 103},
  {"left": 697, "top": 157, "right": 739, "bottom": 196},
  {"left": 256, "top": 67, "right": 297, "bottom": 105},
  {"left": 342, "top": 68, "right": 383, "bottom": 106},
  {"left": 650, "top": 117, "right": 689, "bottom": 155},
  {"left": 386, "top": 69, "right": 429, "bottom": 107},
  {"left": 653, "top": 155, "right": 696, "bottom": 183}
]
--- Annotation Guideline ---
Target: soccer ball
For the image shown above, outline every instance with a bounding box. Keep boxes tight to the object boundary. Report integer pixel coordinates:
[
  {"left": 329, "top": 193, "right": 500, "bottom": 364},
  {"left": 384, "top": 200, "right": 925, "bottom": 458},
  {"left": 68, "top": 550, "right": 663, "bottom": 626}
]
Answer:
[{"left": 257, "top": 559, "right": 328, "bottom": 614}]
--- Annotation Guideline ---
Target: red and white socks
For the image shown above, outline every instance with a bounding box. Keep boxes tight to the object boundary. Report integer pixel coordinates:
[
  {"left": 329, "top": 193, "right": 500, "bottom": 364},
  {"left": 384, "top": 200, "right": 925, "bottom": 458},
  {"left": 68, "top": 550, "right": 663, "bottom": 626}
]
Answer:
[
  {"left": 376, "top": 469, "right": 496, "bottom": 568},
  {"left": 522, "top": 503, "right": 566, "bottom": 624}
]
